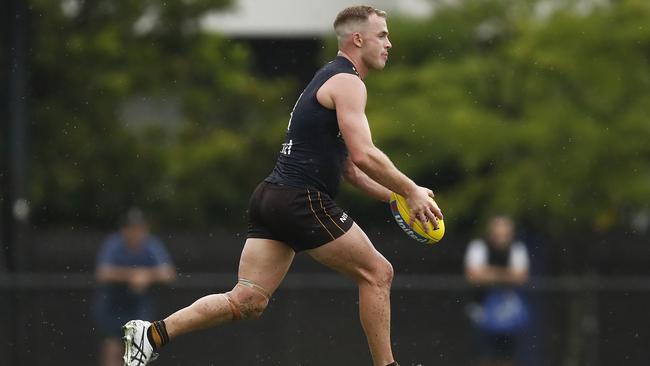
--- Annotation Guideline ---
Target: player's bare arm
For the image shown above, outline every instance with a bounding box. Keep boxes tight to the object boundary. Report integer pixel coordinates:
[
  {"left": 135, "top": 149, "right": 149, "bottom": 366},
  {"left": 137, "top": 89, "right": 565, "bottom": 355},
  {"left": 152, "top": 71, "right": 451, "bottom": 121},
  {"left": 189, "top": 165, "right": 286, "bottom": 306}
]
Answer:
[
  {"left": 318, "top": 73, "right": 443, "bottom": 227},
  {"left": 343, "top": 156, "right": 392, "bottom": 202}
]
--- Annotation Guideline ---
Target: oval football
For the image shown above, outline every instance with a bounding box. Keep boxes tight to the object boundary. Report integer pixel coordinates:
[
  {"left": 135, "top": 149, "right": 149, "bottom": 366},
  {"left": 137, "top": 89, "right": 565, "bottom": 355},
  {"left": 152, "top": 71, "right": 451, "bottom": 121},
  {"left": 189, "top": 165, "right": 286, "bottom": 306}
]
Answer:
[{"left": 389, "top": 192, "right": 445, "bottom": 244}]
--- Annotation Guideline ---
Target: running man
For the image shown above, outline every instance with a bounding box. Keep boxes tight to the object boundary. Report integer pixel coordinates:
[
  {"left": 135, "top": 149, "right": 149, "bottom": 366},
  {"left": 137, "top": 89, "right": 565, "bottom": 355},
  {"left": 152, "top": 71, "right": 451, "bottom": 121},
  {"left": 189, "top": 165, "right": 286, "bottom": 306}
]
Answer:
[{"left": 123, "top": 6, "right": 443, "bottom": 366}]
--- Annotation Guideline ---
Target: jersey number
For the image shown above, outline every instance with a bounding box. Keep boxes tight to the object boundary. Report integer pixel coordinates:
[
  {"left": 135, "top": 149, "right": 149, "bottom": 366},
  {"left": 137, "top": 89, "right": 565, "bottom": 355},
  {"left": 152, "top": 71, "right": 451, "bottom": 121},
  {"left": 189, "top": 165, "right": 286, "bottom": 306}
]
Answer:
[{"left": 280, "top": 139, "right": 293, "bottom": 155}]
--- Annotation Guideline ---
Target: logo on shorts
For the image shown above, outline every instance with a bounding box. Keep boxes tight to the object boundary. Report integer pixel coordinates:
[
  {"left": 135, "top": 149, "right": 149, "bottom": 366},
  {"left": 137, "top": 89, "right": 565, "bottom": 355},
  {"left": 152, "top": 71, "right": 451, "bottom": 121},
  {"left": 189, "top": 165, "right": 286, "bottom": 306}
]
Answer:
[{"left": 340, "top": 212, "right": 348, "bottom": 223}]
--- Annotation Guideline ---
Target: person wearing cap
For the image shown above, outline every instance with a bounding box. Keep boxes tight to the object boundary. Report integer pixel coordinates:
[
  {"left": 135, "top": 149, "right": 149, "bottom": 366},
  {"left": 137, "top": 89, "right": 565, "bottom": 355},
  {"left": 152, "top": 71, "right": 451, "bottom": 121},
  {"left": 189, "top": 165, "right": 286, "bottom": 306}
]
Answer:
[{"left": 93, "top": 208, "right": 176, "bottom": 366}]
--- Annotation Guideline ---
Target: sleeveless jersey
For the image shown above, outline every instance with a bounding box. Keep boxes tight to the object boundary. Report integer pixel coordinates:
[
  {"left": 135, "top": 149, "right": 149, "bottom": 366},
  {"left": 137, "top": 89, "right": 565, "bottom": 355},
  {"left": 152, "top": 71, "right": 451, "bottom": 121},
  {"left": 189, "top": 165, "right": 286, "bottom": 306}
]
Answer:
[{"left": 265, "top": 56, "right": 360, "bottom": 197}]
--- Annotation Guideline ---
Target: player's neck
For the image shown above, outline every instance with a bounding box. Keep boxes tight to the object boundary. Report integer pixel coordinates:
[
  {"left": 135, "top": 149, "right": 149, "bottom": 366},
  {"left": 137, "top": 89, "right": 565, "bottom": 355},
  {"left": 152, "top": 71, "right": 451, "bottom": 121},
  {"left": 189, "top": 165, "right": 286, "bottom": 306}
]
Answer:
[{"left": 337, "top": 50, "right": 367, "bottom": 79}]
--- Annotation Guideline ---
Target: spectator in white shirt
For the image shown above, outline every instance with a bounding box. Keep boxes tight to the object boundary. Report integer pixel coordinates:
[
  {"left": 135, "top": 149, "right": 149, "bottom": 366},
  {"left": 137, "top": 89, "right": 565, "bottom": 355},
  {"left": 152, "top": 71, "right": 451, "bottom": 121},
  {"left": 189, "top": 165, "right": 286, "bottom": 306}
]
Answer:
[{"left": 464, "top": 214, "right": 530, "bottom": 366}]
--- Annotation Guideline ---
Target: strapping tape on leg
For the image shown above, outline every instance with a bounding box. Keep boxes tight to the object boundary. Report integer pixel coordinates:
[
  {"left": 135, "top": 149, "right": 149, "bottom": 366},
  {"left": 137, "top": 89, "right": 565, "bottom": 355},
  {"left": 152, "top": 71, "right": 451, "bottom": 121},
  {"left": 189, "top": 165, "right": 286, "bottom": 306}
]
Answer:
[
  {"left": 237, "top": 278, "right": 271, "bottom": 300},
  {"left": 223, "top": 293, "right": 242, "bottom": 321}
]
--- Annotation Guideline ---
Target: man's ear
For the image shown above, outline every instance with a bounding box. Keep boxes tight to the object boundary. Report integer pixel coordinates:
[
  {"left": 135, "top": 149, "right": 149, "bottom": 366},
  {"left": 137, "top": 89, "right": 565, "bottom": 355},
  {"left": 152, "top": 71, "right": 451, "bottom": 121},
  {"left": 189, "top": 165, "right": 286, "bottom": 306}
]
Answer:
[{"left": 352, "top": 32, "right": 363, "bottom": 48}]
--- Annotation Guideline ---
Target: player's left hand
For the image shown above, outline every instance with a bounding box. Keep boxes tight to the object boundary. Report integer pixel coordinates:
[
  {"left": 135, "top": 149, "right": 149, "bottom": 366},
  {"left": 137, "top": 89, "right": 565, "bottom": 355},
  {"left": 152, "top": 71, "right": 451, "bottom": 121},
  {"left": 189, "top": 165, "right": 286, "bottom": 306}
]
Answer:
[{"left": 406, "top": 186, "right": 443, "bottom": 231}]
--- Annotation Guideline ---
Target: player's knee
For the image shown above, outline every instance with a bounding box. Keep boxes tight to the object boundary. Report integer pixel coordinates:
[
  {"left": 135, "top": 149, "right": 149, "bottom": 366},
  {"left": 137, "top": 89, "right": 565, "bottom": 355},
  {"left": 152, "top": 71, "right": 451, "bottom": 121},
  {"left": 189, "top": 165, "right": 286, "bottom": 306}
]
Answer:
[
  {"left": 229, "top": 287, "right": 269, "bottom": 320},
  {"left": 380, "top": 259, "right": 394, "bottom": 286},
  {"left": 239, "top": 293, "right": 268, "bottom": 320},
  {"left": 366, "top": 257, "right": 394, "bottom": 289}
]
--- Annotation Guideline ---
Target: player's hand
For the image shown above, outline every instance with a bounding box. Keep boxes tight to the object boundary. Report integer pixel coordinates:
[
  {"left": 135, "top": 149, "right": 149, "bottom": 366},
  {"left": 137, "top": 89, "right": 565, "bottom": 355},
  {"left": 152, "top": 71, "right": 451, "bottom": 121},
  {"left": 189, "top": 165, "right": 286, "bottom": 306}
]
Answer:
[{"left": 405, "top": 186, "right": 444, "bottom": 232}]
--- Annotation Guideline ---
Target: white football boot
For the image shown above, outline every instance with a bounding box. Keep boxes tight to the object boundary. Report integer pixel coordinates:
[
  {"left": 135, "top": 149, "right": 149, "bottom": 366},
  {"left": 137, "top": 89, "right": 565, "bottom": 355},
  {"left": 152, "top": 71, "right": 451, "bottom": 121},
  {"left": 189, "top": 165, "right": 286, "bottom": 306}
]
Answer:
[{"left": 122, "top": 320, "right": 159, "bottom": 365}]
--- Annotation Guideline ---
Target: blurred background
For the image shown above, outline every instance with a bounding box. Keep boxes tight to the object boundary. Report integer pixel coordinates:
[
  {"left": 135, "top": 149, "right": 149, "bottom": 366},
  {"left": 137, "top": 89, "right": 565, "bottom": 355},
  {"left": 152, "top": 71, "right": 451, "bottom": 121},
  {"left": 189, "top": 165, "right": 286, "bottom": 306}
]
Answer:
[{"left": 1, "top": 0, "right": 649, "bottom": 365}]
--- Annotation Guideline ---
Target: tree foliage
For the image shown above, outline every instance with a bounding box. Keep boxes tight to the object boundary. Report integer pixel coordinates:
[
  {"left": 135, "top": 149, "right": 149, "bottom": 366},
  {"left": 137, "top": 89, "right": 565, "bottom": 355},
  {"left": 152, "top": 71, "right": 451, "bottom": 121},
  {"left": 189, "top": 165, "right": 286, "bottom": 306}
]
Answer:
[
  {"left": 23, "top": 0, "right": 650, "bottom": 236},
  {"left": 28, "top": 0, "right": 292, "bottom": 226},
  {"left": 355, "top": 0, "right": 650, "bottom": 235}
]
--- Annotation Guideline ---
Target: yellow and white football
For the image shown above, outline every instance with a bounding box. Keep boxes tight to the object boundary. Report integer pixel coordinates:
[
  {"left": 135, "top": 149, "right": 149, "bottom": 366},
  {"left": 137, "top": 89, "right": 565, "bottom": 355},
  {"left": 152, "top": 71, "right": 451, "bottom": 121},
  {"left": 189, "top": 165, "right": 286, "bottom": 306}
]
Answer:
[{"left": 389, "top": 192, "right": 445, "bottom": 244}]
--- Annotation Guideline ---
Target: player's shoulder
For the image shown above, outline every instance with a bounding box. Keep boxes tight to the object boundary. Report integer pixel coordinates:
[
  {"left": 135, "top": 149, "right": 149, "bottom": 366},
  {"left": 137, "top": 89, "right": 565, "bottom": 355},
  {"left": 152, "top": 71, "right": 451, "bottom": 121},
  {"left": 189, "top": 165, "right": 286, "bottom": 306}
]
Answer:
[
  {"left": 329, "top": 72, "right": 365, "bottom": 86},
  {"left": 326, "top": 73, "right": 366, "bottom": 101}
]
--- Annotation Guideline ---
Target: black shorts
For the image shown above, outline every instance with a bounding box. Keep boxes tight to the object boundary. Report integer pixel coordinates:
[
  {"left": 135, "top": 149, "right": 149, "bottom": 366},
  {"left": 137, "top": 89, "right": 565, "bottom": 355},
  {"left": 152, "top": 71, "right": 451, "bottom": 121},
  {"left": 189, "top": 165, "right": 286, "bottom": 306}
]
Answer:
[{"left": 247, "top": 181, "right": 354, "bottom": 252}]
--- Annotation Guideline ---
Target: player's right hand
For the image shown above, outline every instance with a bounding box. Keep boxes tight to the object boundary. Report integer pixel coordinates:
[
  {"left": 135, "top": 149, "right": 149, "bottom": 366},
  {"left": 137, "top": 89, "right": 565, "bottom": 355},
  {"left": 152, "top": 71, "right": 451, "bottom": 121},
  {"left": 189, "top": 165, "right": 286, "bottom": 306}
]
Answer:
[{"left": 405, "top": 186, "right": 444, "bottom": 231}]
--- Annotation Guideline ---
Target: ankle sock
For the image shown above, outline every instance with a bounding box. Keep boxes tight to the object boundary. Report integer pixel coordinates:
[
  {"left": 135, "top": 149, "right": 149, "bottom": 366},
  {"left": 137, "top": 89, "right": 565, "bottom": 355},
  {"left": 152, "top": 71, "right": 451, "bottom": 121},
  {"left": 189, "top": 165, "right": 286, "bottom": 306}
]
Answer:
[{"left": 146, "top": 320, "right": 169, "bottom": 350}]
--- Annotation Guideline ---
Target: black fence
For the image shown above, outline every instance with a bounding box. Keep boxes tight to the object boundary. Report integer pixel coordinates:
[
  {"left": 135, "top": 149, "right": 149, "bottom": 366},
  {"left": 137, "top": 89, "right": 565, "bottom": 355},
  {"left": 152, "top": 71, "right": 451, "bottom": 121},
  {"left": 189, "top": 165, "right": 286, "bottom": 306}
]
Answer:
[
  {"left": 1, "top": 227, "right": 649, "bottom": 365},
  {"left": 1, "top": 272, "right": 650, "bottom": 365}
]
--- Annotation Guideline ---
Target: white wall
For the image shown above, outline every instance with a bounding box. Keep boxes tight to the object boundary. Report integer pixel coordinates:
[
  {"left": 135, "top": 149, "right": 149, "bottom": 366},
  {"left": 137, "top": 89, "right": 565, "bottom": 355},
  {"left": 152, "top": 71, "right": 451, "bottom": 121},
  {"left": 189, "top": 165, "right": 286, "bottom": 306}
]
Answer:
[{"left": 202, "top": 0, "right": 435, "bottom": 37}]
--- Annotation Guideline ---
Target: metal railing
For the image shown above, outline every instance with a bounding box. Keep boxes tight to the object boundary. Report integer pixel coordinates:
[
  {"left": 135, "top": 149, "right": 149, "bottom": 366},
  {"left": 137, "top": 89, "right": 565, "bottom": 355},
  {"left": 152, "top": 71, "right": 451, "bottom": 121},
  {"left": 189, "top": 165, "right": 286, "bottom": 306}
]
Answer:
[{"left": 1, "top": 272, "right": 649, "bottom": 291}]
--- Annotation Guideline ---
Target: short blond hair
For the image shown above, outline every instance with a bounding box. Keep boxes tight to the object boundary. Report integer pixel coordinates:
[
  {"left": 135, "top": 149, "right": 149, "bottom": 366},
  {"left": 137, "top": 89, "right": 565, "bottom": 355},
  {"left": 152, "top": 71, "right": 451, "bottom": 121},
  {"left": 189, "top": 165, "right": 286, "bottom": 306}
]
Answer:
[{"left": 333, "top": 5, "right": 387, "bottom": 40}]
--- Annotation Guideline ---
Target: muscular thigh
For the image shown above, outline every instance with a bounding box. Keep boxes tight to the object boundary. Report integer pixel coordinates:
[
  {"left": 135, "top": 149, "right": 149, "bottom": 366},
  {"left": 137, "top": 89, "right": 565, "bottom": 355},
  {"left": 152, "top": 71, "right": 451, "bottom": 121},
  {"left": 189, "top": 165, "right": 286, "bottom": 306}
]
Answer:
[
  {"left": 307, "top": 223, "right": 390, "bottom": 282},
  {"left": 237, "top": 238, "right": 295, "bottom": 296}
]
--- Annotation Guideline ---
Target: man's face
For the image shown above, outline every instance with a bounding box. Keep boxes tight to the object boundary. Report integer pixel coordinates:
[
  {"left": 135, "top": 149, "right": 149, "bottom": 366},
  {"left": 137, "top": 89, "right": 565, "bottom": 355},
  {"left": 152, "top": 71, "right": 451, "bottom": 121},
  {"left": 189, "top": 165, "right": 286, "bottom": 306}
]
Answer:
[
  {"left": 488, "top": 217, "right": 514, "bottom": 249},
  {"left": 122, "top": 223, "right": 148, "bottom": 249},
  {"left": 359, "top": 14, "right": 392, "bottom": 70}
]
